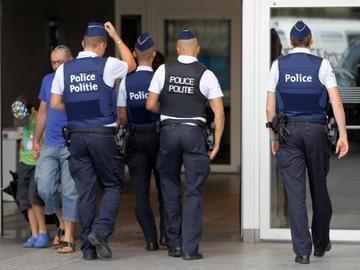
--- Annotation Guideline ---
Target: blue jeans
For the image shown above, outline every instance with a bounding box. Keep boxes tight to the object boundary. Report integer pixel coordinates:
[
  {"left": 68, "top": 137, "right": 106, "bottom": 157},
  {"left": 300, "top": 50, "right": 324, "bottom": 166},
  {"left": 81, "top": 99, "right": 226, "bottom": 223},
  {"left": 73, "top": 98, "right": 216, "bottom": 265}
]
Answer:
[{"left": 35, "top": 145, "right": 79, "bottom": 222}]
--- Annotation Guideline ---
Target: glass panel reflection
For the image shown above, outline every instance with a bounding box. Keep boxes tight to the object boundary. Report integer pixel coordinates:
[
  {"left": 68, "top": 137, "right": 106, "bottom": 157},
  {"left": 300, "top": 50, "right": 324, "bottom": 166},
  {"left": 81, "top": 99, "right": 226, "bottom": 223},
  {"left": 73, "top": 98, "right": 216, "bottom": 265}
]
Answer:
[{"left": 270, "top": 7, "right": 360, "bottom": 229}]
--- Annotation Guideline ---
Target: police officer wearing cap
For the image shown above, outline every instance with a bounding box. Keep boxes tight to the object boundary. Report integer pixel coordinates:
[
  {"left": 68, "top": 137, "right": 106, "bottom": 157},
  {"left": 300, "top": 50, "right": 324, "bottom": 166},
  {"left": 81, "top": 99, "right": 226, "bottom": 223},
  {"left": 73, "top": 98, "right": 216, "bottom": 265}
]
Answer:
[
  {"left": 146, "top": 29, "right": 225, "bottom": 260},
  {"left": 51, "top": 22, "right": 136, "bottom": 260},
  {"left": 117, "top": 33, "right": 166, "bottom": 251},
  {"left": 266, "top": 20, "right": 349, "bottom": 264}
]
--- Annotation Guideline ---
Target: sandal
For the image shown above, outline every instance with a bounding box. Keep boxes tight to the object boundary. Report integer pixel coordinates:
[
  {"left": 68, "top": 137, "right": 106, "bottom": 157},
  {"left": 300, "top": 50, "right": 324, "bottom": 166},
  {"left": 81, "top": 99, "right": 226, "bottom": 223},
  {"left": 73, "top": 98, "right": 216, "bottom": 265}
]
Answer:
[
  {"left": 52, "top": 227, "right": 65, "bottom": 249},
  {"left": 57, "top": 241, "right": 76, "bottom": 254}
]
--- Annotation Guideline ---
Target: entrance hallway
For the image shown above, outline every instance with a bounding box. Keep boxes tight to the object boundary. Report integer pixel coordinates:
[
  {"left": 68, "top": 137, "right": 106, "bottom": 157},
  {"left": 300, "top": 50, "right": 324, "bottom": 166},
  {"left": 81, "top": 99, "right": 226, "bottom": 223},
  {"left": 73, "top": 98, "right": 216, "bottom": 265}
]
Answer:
[{"left": 1, "top": 174, "right": 360, "bottom": 269}]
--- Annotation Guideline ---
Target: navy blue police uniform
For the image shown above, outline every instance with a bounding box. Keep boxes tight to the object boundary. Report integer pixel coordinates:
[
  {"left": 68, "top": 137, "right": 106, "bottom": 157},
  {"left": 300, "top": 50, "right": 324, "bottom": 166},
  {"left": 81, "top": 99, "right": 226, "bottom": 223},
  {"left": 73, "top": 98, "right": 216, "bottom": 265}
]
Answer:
[
  {"left": 148, "top": 29, "right": 224, "bottom": 259},
  {"left": 117, "top": 33, "right": 166, "bottom": 249},
  {"left": 159, "top": 60, "right": 209, "bottom": 256},
  {"left": 52, "top": 22, "right": 127, "bottom": 259},
  {"left": 274, "top": 21, "right": 332, "bottom": 260}
]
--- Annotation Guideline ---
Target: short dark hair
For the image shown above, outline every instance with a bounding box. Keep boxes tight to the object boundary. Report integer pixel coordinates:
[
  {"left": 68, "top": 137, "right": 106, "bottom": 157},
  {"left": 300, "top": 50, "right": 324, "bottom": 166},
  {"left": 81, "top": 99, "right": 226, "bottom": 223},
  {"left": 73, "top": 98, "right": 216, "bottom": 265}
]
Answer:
[
  {"left": 134, "top": 47, "right": 154, "bottom": 62},
  {"left": 83, "top": 36, "right": 107, "bottom": 48},
  {"left": 290, "top": 35, "right": 311, "bottom": 48}
]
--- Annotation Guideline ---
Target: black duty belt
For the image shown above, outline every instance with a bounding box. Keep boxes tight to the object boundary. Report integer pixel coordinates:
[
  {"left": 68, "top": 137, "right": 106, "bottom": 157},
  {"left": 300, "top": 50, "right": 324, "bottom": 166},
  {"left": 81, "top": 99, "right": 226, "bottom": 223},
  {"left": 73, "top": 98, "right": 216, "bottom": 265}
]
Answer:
[
  {"left": 160, "top": 119, "right": 205, "bottom": 128},
  {"left": 70, "top": 126, "right": 117, "bottom": 134},
  {"left": 287, "top": 118, "right": 327, "bottom": 125}
]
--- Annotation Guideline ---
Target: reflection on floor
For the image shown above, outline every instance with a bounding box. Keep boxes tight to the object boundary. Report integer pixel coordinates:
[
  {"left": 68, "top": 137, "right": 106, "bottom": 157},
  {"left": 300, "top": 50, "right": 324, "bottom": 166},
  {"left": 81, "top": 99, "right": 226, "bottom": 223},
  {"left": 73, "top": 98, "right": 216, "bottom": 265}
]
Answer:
[{"left": 271, "top": 141, "right": 360, "bottom": 229}]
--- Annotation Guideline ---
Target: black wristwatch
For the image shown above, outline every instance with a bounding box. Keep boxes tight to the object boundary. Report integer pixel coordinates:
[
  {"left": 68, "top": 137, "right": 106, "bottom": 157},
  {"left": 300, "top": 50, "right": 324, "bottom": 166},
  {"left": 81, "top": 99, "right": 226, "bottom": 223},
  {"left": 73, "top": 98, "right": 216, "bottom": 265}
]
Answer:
[{"left": 265, "top": 122, "right": 273, "bottom": 128}]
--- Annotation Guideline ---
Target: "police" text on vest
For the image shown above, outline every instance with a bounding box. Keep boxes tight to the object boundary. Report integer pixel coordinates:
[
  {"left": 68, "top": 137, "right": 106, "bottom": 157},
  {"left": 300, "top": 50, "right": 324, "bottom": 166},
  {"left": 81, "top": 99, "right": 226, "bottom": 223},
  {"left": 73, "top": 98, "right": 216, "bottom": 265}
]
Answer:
[
  {"left": 285, "top": 73, "right": 312, "bottom": 83},
  {"left": 129, "top": 91, "right": 148, "bottom": 100}
]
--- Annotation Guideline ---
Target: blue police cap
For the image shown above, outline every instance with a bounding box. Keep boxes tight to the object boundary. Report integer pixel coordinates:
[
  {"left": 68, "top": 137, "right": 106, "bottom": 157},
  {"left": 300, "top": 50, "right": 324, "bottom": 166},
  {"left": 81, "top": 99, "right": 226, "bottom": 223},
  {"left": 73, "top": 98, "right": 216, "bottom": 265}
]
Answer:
[
  {"left": 85, "top": 22, "right": 107, "bottom": 37},
  {"left": 177, "top": 29, "right": 195, "bottom": 40},
  {"left": 135, "top": 33, "right": 154, "bottom": 51},
  {"left": 290, "top": 20, "right": 311, "bottom": 39}
]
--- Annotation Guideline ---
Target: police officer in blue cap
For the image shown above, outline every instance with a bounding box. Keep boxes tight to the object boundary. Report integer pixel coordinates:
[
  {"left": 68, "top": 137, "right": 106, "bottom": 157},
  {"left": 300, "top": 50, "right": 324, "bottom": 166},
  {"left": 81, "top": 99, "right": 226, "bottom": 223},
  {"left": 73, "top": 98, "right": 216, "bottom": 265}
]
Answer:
[
  {"left": 146, "top": 29, "right": 225, "bottom": 260},
  {"left": 50, "top": 21, "right": 136, "bottom": 260},
  {"left": 117, "top": 33, "right": 166, "bottom": 251},
  {"left": 266, "top": 20, "right": 349, "bottom": 264}
]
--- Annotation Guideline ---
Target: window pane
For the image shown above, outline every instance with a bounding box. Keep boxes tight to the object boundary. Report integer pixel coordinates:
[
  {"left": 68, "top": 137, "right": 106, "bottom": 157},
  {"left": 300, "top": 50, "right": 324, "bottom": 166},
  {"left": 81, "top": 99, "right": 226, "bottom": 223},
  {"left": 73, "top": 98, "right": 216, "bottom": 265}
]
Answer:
[{"left": 121, "top": 15, "right": 142, "bottom": 52}]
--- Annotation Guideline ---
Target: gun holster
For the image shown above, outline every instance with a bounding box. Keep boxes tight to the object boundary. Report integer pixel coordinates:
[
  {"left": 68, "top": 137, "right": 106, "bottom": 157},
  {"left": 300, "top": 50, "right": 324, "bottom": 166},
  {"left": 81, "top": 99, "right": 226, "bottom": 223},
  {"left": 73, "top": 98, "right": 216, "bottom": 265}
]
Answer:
[
  {"left": 271, "top": 114, "right": 290, "bottom": 143},
  {"left": 62, "top": 126, "right": 72, "bottom": 147},
  {"left": 327, "top": 117, "right": 339, "bottom": 149},
  {"left": 115, "top": 124, "right": 130, "bottom": 155}
]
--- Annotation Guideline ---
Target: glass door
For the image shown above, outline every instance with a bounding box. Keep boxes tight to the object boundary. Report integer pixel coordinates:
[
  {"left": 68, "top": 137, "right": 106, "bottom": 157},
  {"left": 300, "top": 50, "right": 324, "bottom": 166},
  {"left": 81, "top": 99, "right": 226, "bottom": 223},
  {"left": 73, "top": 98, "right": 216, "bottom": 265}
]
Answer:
[{"left": 260, "top": 1, "right": 360, "bottom": 241}]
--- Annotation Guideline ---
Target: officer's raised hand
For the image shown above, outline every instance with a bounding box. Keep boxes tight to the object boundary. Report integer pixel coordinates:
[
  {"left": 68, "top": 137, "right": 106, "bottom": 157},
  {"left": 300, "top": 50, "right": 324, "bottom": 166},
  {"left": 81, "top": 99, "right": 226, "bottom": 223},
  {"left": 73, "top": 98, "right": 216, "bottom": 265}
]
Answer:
[
  {"left": 104, "top": 22, "right": 119, "bottom": 41},
  {"left": 104, "top": 21, "right": 136, "bottom": 73}
]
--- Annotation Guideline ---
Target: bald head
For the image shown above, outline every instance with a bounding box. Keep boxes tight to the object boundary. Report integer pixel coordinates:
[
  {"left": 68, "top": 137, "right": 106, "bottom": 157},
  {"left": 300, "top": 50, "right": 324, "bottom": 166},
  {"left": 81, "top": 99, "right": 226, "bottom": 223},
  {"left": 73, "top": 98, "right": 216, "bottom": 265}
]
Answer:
[{"left": 176, "top": 38, "right": 200, "bottom": 57}]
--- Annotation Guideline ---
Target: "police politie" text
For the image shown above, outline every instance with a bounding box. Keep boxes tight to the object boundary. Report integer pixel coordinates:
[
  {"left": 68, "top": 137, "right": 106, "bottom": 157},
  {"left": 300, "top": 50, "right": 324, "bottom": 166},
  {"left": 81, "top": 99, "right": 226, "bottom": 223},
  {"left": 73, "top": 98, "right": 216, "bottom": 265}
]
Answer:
[
  {"left": 69, "top": 73, "right": 99, "bottom": 93},
  {"left": 168, "top": 76, "right": 195, "bottom": 94}
]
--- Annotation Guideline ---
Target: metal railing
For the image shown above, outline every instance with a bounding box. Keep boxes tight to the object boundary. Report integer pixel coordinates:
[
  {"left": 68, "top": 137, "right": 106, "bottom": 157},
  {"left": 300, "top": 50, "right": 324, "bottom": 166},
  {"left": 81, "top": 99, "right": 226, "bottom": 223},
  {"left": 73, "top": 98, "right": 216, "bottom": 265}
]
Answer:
[{"left": 339, "top": 87, "right": 360, "bottom": 104}]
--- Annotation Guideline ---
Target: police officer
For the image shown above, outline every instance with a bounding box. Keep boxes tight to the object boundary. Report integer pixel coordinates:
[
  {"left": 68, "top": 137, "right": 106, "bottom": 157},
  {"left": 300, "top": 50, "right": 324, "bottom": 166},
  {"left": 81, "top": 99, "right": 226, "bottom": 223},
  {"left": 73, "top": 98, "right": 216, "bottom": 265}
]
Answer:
[
  {"left": 146, "top": 29, "right": 225, "bottom": 260},
  {"left": 266, "top": 20, "right": 349, "bottom": 264},
  {"left": 50, "top": 22, "right": 136, "bottom": 260},
  {"left": 117, "top": 33, "right": 166, "bottom": 251}
]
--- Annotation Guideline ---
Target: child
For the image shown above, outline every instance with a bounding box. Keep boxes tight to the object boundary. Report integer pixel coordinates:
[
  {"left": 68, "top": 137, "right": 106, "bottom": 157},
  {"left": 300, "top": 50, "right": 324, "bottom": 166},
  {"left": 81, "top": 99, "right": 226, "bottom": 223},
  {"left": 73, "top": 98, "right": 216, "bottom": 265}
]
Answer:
[{"left": 11, "top": 96, "right": 49, "bottom": 248}]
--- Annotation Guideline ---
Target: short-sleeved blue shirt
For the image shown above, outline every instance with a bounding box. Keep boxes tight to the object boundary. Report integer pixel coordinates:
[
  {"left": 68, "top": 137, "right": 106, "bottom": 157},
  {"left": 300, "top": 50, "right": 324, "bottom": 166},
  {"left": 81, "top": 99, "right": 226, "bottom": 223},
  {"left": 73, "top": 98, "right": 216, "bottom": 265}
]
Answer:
[{"left": 38, "top": 73, "right": 67, "bottom": 147}]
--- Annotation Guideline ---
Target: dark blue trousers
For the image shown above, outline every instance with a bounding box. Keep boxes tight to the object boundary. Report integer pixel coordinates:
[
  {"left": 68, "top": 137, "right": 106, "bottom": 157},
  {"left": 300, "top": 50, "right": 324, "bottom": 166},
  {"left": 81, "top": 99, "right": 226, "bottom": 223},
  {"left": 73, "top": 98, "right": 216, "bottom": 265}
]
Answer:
[
  {"left": 69, "top": 132, "right": 125, "bottom": 253},
  {"left": 128, "top": 129, "right": 166, "bottom": 244},
  {"left": 157, "top": 124, "right": 210, "bottom": 254},
  {"left": 276, "top": 122, "right": 332, "bottom": 256}
]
